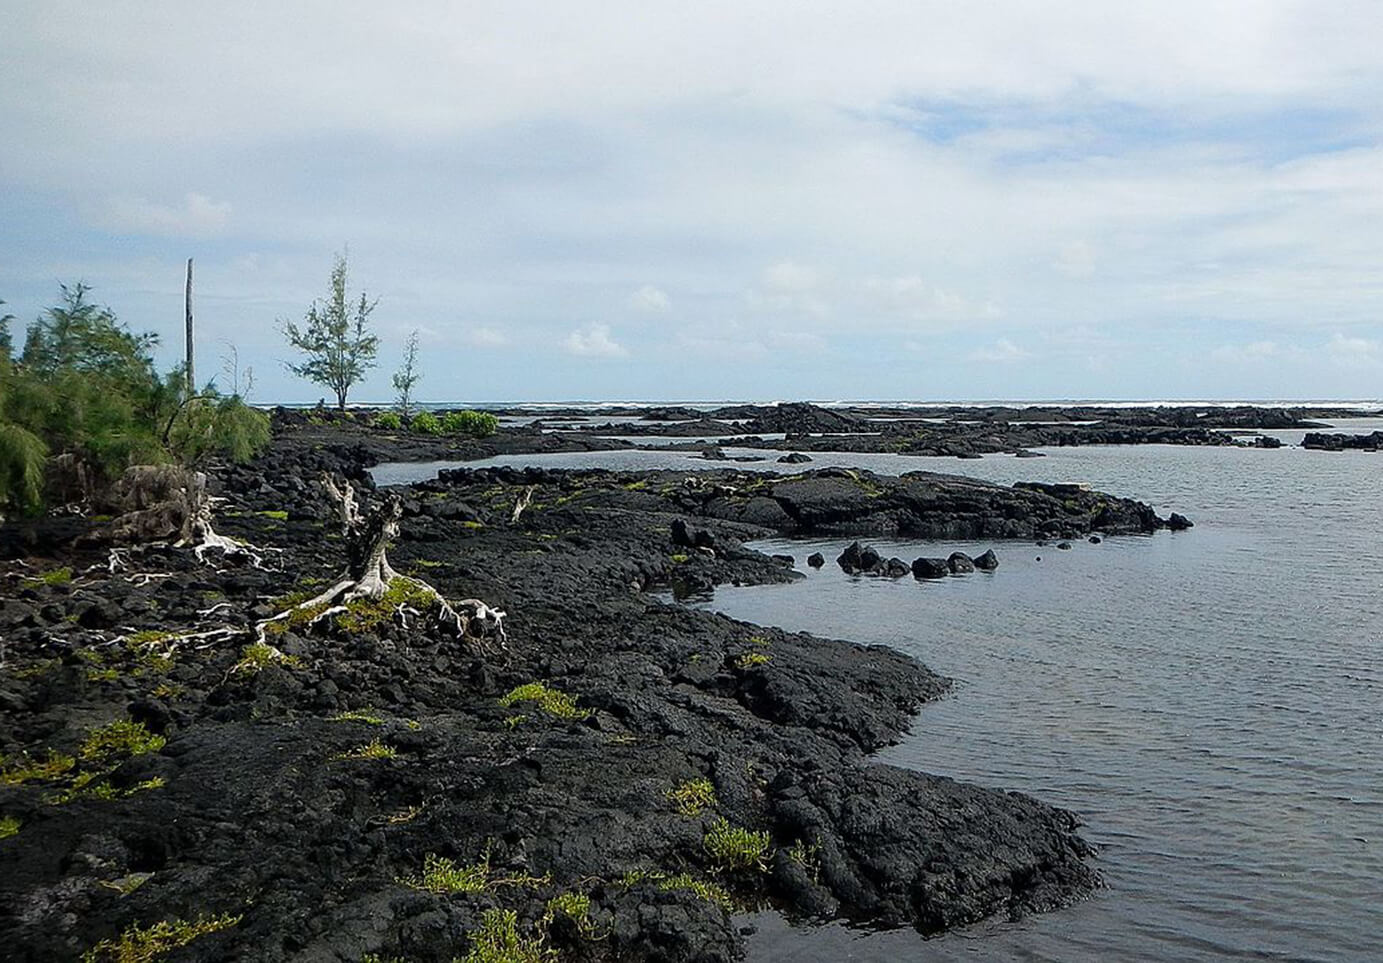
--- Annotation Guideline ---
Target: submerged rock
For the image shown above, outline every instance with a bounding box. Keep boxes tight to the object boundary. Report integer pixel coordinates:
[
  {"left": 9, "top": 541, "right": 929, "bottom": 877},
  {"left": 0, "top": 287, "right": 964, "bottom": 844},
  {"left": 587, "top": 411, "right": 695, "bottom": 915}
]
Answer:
[
  {"left": 947, "top": 552, "right": 975, "bottom": 573},
  {"left": 912, "top": 557, "right": 950, "bottom": 579}
]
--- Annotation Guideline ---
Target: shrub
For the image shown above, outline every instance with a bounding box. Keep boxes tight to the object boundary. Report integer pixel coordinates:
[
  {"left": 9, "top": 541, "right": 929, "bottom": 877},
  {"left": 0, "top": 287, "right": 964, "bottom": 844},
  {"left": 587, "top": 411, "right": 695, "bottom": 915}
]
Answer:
[
  {"left": 440, "top": 409, "right": 499, "bottom": 438},
  {"left": 410, "top": 410, "right": 443, "bottom": 435},
  {"left": 374, "top": 410, "right": 402, "bottom": 430}
]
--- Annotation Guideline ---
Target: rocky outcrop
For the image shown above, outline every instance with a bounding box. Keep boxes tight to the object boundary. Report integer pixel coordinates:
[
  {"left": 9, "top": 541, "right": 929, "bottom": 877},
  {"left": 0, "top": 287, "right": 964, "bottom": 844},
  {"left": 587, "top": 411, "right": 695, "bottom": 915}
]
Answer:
[{"left": 1302, "top": 431, "right": 1383, "bottom": 451}]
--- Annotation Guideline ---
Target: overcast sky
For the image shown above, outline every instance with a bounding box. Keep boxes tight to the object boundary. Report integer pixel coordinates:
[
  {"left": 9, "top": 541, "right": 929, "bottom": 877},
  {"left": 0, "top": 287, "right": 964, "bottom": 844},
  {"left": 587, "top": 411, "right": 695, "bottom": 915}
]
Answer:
[{"left": 2, "top": 1, "right": 1381, "bottom": 403}]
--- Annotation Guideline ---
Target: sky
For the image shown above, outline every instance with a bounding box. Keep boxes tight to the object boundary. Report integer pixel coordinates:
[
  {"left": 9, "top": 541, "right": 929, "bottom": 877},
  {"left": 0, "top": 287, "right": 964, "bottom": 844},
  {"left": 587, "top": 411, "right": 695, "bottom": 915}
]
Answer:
[{"left": 2, "top": 1, "right": 1381, "bottom": 404}]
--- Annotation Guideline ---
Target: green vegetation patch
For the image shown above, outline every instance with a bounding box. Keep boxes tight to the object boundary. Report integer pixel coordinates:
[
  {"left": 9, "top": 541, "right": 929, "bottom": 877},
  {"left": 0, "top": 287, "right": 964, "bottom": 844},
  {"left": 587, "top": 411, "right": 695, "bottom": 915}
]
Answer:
[
  {"left": 0, "top": 815, "right": 20, "bottom": 839},
  {"left": 373, "top": 410, "right": 403, "bottom": 430},
  {"left": 80, "top": 720, "right": 166, "bottom": 764},
  {"left": 703, "top": 818, "right": 773, "bottom": 872},
  {"left": 336, "top": 738, "right": 397, "bottom": 761},
  {"left": 335, "top": 578, "right": 438, "bottom": 634},
  {"left": 460, "top": 908, "right": 554, "bottom": 963},
  {"left": 666, "top": 777, "right": 717, "bottom": 818},
  {"left": 734, "top": 651, "right": 771, "bottom": 669},
  {"left": 410, "top": 410, "right": 444, "bottom": 435},
  {"left": 81, "top": 912, "right": 242, "bottom": 963},
  {"left": 0, "top": 750, "right": 76, "bottom": 786},
  {"left": 441, "top": 410, "right": 499, "bottom": 438},
  {"left": 232, "top": 641, "right": 301, "bottom": 673},
  {"left": 402, "top": 852, "right": 490, "bottom": 894},
  {"left": 329, "top": 708, "right": 385, "bottom": 725},
  {"left": 657, "top": 872, "right": 733, "bottom": 908},
  {"left": 256, "top": 510, "right": 289, "bottom": 521},
  {"left": 498, "top": 682, "right": 591, "bottom": 721},
  {"left": 24, "top": 566, "right": 73, "bottom": 587},
  {"left": 543, "top": 891, "right": 595, "bottom": 937}
]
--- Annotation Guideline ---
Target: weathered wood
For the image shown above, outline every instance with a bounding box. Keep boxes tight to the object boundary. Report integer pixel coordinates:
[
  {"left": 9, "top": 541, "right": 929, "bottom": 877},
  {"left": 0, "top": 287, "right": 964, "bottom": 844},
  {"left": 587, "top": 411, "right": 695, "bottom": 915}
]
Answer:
[
  {"left": 185, "top": 258, "right": 195, "bottom": 394},
  {"left": 260, "top": 475, "right": 507, "bottom": 653}
]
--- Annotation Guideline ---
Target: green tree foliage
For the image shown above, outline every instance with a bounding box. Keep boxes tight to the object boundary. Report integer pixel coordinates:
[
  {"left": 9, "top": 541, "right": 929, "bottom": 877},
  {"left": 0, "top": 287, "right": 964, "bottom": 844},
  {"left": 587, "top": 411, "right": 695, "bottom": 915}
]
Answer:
[
  {"left": 392, "top": 329, "right": 421, "bottom": 418},
  {"left": 0, "top": 284, "right": 270, "bottom": 516},
  {"left": 0, "top": 299, "right": 14, "bottom": 359},
  {"left": 281, "top": 252, "right": 379, "bottom": 411}
]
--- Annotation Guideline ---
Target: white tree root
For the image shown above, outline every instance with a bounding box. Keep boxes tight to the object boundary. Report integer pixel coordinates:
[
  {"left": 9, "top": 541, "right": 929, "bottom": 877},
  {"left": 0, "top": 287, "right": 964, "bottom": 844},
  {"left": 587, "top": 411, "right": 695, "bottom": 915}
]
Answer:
[{"left": 253, "top": 474, "right": 508, "bottom": 654}]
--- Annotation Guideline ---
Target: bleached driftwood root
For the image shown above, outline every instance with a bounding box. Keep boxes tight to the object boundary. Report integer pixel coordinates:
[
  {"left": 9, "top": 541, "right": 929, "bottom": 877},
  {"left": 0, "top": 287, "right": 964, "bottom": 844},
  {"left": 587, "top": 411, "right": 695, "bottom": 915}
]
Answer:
[
  {"left": 255, "top": 474, "right": 507, "bottom": 654},
  {"left": 100, "top": 465, "right": 271, "bottom": 567},
  {"left": 510, "top": 485, "right": 536, "bottom": 525}
]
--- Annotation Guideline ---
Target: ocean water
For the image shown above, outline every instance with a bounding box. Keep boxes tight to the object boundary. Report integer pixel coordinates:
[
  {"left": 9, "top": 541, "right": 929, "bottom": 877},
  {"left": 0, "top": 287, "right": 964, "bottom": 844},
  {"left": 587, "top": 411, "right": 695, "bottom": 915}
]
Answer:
[
  {"left": 694, "top": 441, "right": 1383, "bottom": 962},
  {"left": 372, "top": 420, "right": 1383, "bottom": 961}
]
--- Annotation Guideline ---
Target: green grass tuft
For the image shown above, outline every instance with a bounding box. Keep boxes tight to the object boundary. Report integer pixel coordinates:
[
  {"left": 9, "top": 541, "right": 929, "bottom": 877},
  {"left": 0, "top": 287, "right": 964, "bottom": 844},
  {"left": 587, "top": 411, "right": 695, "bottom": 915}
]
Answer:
[
  {"left": 80, "top": 720, "right": 166, "bottom": 763},
  {"left": 81, "top": 912, "right": 242, "bottom": 963},
  {"left": 233, "top": 642, "right": 300, "bottom": 673},
  {"left": 543, "top": 891, "right": 595, "bottom": 937},
  {"left": 336, "top": 739, "right": 397, "bottom": 761},
  {"left": 0, "top": 750, "right": 76, "bottom": 786},
  {"left": 329, "top": 708, "right": 385, "bottom": 725},
  {"left": 703, "top": 818, "right": 773, "bottom": 872},
  {"left": 498, "top": 682, "right": 591, "bottom": 721},
  {"left": 734, "top": 651, "right": 771, "bottom": 669},
  {"left": 460, "top": 908, "right": 553, "bottom": 963},
  {"left": 401, "top": 851, "right": 491, "bottom": 894},
  {"left": 657, "top": 872, "right": 733, "bottom": 908},
  {"left": 0, "top": 815, "right": 20, "bottom": 839},
  {"left": 24, "top": 566, "right": 73, "bottom": 587},
  {"left": 666, "top": 777, "right": 717, "bottom": 818}
]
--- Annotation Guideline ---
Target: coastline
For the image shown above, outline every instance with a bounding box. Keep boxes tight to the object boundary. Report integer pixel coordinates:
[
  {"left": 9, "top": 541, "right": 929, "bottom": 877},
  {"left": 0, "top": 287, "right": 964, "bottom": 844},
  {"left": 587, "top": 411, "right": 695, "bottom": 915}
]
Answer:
[{"left": 4, "top": 406, "right": 1197, "bottom": 960}]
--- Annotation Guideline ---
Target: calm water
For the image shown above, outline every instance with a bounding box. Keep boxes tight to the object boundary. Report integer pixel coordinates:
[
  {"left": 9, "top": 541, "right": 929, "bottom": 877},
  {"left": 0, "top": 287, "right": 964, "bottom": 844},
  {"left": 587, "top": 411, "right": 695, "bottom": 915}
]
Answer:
[
  {"left": 696, "top": 441, "right": 1383, "bottom": 962},
  {"left": 373, "top": 423, "right": 1383, "bottom": 961}
]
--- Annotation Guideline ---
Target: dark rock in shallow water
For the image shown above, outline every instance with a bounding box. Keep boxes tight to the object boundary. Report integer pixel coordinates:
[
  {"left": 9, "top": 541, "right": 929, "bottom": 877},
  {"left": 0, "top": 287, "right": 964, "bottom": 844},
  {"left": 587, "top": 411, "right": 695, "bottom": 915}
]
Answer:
[
  {"left": 807, "top": 552, "right": 825, "bottom": 568},
  {"left": 1302, "top": 430, "right": 1383, "bottom": 451},
  {"left": 973, "top": 549, "right": 999, "bottom": 570},
  {"left": 1167, "top": 513, "right": 1194, "bottom": 531},
  {"left": 912, "top": 557, "right": 951, "bottom": 579},
  {"left": 837, "top": 541, "right": 885, "bottom": 575},
  {"left": 772, "top": 554, "right": 796, "bottom": 567},
  {"left": 885, "top": 557, "right": 911, "bottom": 578},
  {"left": 1089, "top": 535, "right": 1102, "bottom": 544},
  {"left": 947, "top": 552, "right": 975, "bottom": 573},
  {"left": 778, "top": 452, "right": 813, "bottom": 464},
  {"left": 1057, "top": 542, "right": 1072, "bottom": 550}
]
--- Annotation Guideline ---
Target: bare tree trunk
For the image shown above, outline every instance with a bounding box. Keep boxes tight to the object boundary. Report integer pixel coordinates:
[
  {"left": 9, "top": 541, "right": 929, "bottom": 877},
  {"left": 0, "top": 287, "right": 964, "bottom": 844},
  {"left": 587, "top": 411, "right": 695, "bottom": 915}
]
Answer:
[
  {"left": 184, "top": 258, "right": 195, "bottom": 394},
  {"left": 259, "top": 474, "right": 508, "bottom": 653},
  {"left": 97, "top": 465, "right": 263, "bottom": 564}
]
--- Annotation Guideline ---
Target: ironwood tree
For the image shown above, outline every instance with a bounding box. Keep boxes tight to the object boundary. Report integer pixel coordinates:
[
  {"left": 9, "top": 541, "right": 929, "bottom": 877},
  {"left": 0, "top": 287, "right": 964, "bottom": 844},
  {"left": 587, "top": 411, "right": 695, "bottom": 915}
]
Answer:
[{"left": 281, "top": 251, "right": 379, "bottom": 411}]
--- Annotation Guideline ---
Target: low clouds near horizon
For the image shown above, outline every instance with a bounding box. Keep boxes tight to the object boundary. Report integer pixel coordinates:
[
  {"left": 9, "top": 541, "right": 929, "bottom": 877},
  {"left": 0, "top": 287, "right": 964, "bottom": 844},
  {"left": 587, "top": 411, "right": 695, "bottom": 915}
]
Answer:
[{"left": 1, "top": 1, "right": 1380, "bottom": 402}]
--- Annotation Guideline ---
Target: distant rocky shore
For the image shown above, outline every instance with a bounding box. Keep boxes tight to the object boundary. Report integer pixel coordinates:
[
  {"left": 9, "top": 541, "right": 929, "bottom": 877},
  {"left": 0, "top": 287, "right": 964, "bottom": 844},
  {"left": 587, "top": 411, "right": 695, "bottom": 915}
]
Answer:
[{"left": 3, "top": 412, "right": 1193, "bottom": 960}]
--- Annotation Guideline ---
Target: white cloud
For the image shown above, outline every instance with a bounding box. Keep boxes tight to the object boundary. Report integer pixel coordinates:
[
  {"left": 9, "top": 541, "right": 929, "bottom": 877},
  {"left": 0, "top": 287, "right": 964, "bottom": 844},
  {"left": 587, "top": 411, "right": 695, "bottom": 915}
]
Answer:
[
  {"left": 762, "top": 261, "right": 819, "bottom": 293},
  {"left": 628, "top": 285, "right": 671, "bottom": 313},
  {"left": 1210, "top": 340, "right": 1281, "bottom": 364},
  {"left": 1325, "top": 333, "right": 1382, "bottom": 368},
  {"left": 464, "top": 326, "right": 509, "bottom": 347},
  {"left": 1053, "top": 240, "right": 1096, "bottom": 278},
  {"left": 101, "top": 192, "right": 231, "bottom": 237},
  {"left": 564, "top": 322, "right": 627, "bottom": 358},
  {"left": 968, "top": 338, "right": 1029, "bottom": 363},
  {"left": 862, "top": 276, "right": 1002, "bottom": 326}
]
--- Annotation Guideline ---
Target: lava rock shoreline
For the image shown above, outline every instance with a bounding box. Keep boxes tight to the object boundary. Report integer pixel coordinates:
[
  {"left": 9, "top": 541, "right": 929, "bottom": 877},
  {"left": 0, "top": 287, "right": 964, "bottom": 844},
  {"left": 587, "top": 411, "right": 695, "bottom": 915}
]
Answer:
[{"left": 0, "top": 426, "right": 1186, "bottom": 961}]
